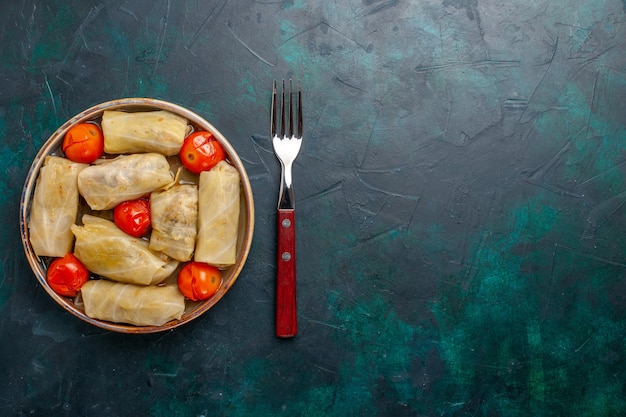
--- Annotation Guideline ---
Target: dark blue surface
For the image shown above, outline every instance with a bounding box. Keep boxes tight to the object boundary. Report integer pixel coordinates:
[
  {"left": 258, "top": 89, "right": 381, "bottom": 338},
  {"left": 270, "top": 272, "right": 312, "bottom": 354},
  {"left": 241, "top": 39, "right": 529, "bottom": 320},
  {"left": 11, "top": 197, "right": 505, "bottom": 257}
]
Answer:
[{"left": 1, "top": 0, "right": 626, "bottom": 415}]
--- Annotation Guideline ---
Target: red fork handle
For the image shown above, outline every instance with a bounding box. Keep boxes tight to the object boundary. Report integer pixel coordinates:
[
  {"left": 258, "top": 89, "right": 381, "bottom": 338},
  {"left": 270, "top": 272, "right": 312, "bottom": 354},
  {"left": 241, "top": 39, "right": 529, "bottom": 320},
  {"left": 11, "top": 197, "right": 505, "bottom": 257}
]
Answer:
[{"left": 276, "top": 209, "right": 297, "bottom": 338}]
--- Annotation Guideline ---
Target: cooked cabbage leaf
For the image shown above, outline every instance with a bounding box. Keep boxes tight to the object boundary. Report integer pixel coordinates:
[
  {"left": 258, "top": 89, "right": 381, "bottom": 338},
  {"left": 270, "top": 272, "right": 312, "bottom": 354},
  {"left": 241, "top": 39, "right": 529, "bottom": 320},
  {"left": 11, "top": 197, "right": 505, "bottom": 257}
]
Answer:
[
  {"left": 78, "top": 153, "right": 174, "bottom": 210},
  {"left": 72, "top": 215, "right": 178, "bottom": 285},
  {"left": 29, "top": 156, "right": 87, "bottom": 257},
  {"left": 79, "top": 280, "right": 185, "bottom": 326},
  {"left": 149, "top": 184, "right": 198, "bottom": 262},
  {"left": 102, "top": 110, "right": 188, "bottom": 156},
  {"left": 195, "top": 161, "right": 241, "bottom": 267}
]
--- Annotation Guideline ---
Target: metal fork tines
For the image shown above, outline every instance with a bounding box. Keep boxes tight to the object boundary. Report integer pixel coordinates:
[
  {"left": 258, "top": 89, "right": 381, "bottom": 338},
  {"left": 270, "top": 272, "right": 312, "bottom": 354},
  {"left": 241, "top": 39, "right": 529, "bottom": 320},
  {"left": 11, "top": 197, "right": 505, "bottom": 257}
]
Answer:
[
  {"left": 271, "top": 79, "right": 302, "bottom": 338},
  {"left": 271, "top": 79, "right": 303, "bottom": 210}
]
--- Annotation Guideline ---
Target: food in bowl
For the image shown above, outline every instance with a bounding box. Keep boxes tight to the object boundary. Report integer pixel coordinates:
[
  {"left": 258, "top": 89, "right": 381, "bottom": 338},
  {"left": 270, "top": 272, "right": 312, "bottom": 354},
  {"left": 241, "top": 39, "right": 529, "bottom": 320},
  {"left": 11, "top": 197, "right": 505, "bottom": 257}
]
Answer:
[{"left": 20, "top": 99, "right": 254, "bottom": 333}]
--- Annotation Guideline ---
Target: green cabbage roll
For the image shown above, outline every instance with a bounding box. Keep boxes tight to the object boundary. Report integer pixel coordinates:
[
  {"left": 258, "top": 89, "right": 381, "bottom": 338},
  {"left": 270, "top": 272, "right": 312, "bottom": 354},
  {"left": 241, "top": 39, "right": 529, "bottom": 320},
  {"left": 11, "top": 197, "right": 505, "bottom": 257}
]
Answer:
[
  {"left": 149, "top": 184, "right": 198, "bottom": 262},
  {"left": 29, "top": 156, "right": 88, "bottom": 257},
  {"left": 78, "top": 153, "right": 174, "bottom": 210},
  {"left": 72, "top": 215, "right": 178, "bottom": 285},
  {"left": 102, "top": 110, "right": 188, "bottom": 156},
  {"left": 195, "top": 161, "right": 241, "bottom": 267},
  {"left": 79, "top": 280, "right": 185, "bottom": 326}
]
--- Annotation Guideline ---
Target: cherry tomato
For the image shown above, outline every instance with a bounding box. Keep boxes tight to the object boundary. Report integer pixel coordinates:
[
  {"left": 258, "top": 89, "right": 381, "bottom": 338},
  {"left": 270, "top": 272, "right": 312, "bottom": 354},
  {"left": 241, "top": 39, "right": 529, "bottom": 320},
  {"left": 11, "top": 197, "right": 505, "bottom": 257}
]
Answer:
[
  {"left": 62, "top": 123, "right": 104, "bottom": 164},
  {"left": 179, "top": 131, "right": 226, "bottom": 174},
  {"left": 177, "top": 262, "right": 222, "bottom": 301},
  {"left": 113, "top": 198, "right": 151, "bottom": 237},
  {"left": 47, "top": 253, "right": 89, "bottom": 297}
]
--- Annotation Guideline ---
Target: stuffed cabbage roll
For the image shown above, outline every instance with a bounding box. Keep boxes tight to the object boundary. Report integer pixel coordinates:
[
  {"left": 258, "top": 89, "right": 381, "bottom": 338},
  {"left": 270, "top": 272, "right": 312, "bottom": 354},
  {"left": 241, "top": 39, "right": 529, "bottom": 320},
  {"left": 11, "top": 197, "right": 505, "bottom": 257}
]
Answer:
[
  {"left": 29, "top": 156, "right": 87, "bottom": 257},
  {"left": 79, "top": 280, "right": 185, "bottom": 326},
  {"left": 149, "top": 184, "right": 198, "bottom": 262},
  {"left": 78, "top": 153, "right": 174, "bottom": 210},
  {"left": 195, "top": 161, "right": 241, "bottom": 267},
  {"left": 102, "top": 110, "right": 188, "bottom": 156},
  {"left": 72, "top": 215, "right": 178, "bottom": 285}
]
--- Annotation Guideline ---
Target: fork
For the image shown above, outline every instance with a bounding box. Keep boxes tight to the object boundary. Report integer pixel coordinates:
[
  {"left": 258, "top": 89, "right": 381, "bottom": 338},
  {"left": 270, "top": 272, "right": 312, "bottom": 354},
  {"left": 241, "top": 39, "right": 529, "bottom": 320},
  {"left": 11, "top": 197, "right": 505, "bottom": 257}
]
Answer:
[{"left": 271, "top": 79, "right": 302, "bottom": 338}]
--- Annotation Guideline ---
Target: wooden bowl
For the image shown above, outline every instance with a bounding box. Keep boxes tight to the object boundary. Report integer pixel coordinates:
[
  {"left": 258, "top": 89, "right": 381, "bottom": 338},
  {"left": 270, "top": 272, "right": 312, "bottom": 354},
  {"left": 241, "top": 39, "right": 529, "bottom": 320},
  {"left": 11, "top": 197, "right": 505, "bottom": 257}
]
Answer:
[{"left": 19, "top": 98, "right": 255, "bottom": 334}]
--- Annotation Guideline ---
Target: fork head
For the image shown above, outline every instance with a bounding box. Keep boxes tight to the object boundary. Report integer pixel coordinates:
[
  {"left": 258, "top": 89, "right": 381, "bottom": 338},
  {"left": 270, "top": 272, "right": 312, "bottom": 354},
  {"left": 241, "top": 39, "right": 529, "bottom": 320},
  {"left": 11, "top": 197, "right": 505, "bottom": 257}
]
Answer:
[
  {"left": 271, "top": 79, "right": 302, "bottom": 140},
  {"left": 271, "top": 79, "right": 303, "bottom": 210}
]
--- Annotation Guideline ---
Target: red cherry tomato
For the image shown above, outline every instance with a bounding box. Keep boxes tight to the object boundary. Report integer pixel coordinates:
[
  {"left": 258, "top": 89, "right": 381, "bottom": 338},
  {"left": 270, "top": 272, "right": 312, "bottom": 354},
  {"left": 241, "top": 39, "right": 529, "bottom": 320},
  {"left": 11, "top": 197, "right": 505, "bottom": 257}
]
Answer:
[
  {"left": 177, "top": 262, "right": 222, "bottom": 301},
  {"left": 62, "top": 123, "right": 104, "bottom": 164},
  {"left": 113, "top": 198, "right": 151, "bottom": 237},
  {"left": 47, "top": 253, "right": 89, "bottom": 297},
  {"left": 179, "top": 131, "right": 226, "bottom": 174}
]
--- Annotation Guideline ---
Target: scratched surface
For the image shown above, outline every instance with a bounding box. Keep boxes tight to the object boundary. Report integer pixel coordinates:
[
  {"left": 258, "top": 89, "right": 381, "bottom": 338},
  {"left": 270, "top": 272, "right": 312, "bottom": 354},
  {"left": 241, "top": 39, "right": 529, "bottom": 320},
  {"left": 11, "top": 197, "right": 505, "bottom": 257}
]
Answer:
[{"left": 1, "top": 0, "right": 626, "bottom": 415}]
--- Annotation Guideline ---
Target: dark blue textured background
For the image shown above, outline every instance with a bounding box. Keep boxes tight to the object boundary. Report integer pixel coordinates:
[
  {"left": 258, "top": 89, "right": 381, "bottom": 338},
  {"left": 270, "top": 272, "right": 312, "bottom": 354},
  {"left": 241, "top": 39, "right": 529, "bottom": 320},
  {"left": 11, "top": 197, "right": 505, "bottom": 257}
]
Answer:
[{"left": 1, "top": 1, "right": 625, "bottom": 415}]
